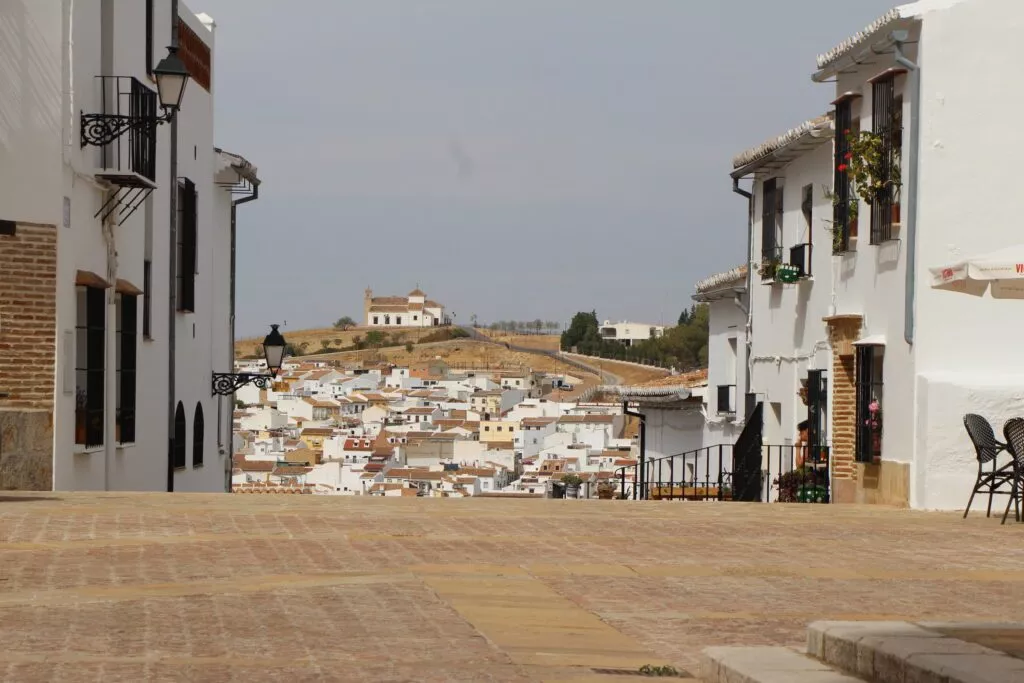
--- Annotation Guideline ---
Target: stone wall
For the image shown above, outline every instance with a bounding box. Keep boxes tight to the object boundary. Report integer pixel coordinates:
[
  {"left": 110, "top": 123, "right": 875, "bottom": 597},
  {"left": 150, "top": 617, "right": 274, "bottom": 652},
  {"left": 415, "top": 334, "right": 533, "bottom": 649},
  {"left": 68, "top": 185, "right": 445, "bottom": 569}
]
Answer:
[{"left": 0, "top": 222, "right": 57, "bottom": 490}]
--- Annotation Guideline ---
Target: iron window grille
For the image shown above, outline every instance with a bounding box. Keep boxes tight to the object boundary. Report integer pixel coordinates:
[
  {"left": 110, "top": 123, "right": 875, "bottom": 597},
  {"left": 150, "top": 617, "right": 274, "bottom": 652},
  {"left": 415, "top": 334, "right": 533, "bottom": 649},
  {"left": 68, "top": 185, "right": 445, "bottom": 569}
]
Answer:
[
  {"left": 176, "top": 179, "right": 197, "bottom": 312},
  {"left": 76, "top": 286, "right": 106, "bottom": 448},
  {"left": 193, "top": 403, "right": 204, "bottom": 468},
  {"left": 117, "top": 294, "right": 138, "bottom": 444},
  {"left": 870, "top": 74, "right": 903, "bottom": 245},
  {"left": 806, "top": 370, "right": 828, "bottom": 450},
  {"left": 833, "top": 100, "right": 855, "bottom": 252},
  {"left": 173, "top": 402, "right": 187, "bottom": 469},
  {"left": 789, "top": 243, "right": 813, "bottom": 278},
  {"left": 717, "top": 384, "right": 737, "bottom": 415},
  {"left": 855, "top": 345, "right": 884, "bottom": 463}
]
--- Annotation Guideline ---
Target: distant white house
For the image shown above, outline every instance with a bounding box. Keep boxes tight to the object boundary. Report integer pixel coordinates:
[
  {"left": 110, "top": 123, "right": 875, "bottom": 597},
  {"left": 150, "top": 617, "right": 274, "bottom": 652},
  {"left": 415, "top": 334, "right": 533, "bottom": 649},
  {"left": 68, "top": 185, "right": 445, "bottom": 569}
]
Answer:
[
  {"left": 363, "top": 288, "right": 446, "bottom": 327},
  {"left": 599, "top": 321, "right": 665, "bottom": 347}
]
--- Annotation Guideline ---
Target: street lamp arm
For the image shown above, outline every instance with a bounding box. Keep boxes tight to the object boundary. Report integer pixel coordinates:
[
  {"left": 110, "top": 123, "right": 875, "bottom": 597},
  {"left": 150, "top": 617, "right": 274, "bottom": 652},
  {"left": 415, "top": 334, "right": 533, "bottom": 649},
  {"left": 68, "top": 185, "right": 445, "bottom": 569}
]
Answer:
[{"left": 211, "top": 373, "right": 274, "bottom": 397}]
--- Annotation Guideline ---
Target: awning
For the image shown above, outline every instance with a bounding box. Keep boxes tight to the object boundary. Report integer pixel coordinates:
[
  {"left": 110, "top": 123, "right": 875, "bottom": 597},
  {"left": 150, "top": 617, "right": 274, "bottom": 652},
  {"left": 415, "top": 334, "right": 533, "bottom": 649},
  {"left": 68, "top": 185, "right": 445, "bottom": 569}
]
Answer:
[{"left": 930, "top": 245, "right": 1024, "bottom": 299}]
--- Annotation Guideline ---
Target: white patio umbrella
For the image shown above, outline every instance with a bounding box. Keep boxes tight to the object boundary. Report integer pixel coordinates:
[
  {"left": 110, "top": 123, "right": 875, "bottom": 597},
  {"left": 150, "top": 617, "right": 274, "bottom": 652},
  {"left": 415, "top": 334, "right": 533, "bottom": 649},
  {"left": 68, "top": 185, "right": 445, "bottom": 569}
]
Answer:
[{"left": 929, "top": 245, "right": 1024, "bottom": 299}]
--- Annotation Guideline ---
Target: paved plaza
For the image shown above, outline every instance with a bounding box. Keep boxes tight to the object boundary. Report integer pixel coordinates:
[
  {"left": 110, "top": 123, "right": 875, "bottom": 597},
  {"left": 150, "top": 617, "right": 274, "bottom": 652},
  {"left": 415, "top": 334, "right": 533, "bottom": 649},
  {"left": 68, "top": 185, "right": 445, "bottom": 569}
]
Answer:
[{"left": 1, "top": 494, "right": 1023, "bottom": 682}]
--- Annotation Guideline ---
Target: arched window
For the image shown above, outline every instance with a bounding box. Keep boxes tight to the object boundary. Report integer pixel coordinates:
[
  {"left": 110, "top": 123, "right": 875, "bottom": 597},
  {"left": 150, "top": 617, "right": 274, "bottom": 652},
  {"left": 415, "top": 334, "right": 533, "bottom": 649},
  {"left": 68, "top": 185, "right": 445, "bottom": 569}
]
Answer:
[
  {"left": 173, "top": 402, "right": 186, "bottom": 469},
  {"left": 193, "top": 403, "right": 205, "bottom": 468}
]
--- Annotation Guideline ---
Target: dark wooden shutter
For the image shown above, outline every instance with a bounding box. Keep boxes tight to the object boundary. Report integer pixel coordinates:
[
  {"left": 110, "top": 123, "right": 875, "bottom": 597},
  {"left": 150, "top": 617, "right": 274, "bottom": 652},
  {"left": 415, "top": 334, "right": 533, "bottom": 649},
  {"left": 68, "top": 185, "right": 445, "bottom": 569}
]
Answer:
[
  {"left": 193, "top": 403, "right": 204, "bottom": 468},
  {"left": 855, "top": 346, "right": 873, "bottom": 463},
  {"left": 761, "top": 179, "right": 777, "bottom": 259},
  {"left": 180, "top": 179, "right": 197, "bottom": 312},
  {"left": 119, "top": 295, "right": 138, "bottom": 444},
  {"left": 871, "top": 75, "right": 897, "bottom": 244}
]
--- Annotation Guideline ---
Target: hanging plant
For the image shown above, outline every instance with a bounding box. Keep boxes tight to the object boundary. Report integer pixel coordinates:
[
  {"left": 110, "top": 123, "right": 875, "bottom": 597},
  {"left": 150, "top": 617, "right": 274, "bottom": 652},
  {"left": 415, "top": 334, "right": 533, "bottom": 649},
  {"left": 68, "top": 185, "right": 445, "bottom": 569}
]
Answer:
[{"left": 822, "top": 184, "right": 858, "bottom": 254}]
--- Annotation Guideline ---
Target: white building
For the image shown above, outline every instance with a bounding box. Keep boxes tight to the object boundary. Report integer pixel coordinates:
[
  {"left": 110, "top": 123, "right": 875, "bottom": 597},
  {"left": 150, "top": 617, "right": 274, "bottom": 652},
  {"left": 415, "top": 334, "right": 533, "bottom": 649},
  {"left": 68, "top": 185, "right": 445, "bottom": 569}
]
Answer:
[
  {"left": 0, "top": 1, "right": 260, "bottom": 492},
  {"left": 728, "top": 0, "right": 1024, "bottom": 509},
  {"left": 363, "top": 288, "right": 446, "bottom": 327},
  {"left": 598, "top": 321, "right": 666, "bottom": 347}
]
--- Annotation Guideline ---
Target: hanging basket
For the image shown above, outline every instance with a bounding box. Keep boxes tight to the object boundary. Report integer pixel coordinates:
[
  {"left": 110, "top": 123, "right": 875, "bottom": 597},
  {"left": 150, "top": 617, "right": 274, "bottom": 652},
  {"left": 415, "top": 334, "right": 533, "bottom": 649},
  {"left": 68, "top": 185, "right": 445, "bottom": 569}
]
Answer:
[{"left": 776, "top": 264, "right": 801, "bottom": 284}]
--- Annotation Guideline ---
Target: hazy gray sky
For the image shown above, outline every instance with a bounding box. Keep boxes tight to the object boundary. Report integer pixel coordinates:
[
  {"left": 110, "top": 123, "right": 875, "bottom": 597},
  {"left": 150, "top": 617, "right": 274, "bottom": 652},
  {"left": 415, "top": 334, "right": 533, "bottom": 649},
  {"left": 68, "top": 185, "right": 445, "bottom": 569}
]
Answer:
[{"left": 197, "top": 0, "right": 896, "bottom": 335}]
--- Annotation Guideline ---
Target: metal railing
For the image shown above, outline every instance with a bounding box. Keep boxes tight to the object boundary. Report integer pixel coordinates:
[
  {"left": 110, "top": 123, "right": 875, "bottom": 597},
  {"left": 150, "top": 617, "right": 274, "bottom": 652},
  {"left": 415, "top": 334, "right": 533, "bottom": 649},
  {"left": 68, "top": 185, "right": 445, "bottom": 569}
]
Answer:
[
  {"left": 789, "top": 243, "right": 812, "bottom": 278},
  {"left": 91, "top": 76, "right": 158, "bottom": 181},
  {"left": 613, "top": 443, "right": 831, "bottom": 504}
]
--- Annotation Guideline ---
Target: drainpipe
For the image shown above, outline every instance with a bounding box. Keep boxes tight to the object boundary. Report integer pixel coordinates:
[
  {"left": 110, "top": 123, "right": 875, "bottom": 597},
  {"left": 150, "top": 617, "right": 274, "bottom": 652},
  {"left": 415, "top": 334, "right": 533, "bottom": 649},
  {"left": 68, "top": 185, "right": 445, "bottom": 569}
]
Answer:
[
  {"left": 733, "top": 177, "right": 754, "bottom": 401},
  {"left": 623, "top": 402, "right": 645, "bottom": 500},
  {"left": 224, "top": 180, "right": 260, "bottom": 492},
  {"left": 891, "top": 30, "right": 920, "bottom": 346},
  {"left": 166, "top": 0, "right": 179, "bottom": 492}
]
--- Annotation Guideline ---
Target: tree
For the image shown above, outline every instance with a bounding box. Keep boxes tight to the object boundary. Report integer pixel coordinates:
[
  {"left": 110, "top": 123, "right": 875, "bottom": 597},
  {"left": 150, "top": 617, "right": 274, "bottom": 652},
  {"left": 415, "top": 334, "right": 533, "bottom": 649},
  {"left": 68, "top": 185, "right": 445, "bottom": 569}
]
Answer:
[
  {"left": 678, "top": 307, "right": 692, "bottom": 326},
  {"left": 298, "top": 341, "right": 311, "bottom": 355},
  {"left": 405, "top": 341, "right": 415, "bottom": 353},
  {"left": 533, "top": 319, "right": 543, "bottom": 334},
  {"left": 365, "top": 330, "right": 384, "bottom": 348},
  {"left": 561, "top": 311, "right": 599, "bottom": 351},
  {"left": 470, "top": 313, "right": 478, "bottom": 328},
  {"left": 334, "top": 316, "right": 356, "bottom": 330}
]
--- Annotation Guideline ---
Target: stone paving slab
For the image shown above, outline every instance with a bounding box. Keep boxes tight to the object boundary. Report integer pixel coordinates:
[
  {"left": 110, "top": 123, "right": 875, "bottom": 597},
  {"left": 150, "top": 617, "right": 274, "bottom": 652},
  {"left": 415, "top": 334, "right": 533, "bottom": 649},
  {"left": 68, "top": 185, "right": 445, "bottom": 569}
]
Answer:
[{"left": 2, "top": 494, "right": 1024, "bottom": 681}]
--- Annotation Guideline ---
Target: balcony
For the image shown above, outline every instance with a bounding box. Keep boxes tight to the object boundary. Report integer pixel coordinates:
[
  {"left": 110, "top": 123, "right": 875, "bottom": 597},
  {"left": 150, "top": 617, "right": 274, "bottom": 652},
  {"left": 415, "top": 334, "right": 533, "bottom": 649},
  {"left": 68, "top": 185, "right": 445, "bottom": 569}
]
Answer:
[
  {"left": 717, "top": 384, "right": 736, "bottom": 415},
  {"left": 82, "top": 76, "right": 158, "bottom": 225}
]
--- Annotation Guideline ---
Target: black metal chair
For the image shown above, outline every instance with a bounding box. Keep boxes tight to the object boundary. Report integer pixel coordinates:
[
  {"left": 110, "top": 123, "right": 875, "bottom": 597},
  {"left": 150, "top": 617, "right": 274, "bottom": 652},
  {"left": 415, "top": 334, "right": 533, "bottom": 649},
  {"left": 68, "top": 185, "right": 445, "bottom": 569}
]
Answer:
[
  {"left": 1000, "top": 418, "right": 1024, "bottom": 524},
  {"left": 963, "top": 414, "right": 1015, "bottom": 518}
]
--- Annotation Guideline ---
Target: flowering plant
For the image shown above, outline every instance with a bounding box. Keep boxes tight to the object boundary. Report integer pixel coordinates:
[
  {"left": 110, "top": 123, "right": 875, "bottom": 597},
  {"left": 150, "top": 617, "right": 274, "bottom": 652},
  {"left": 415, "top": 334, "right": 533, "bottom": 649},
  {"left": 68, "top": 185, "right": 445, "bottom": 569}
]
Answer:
[
  {"left": 843, "top": 128, "right": 902, "bottom": 209},
  {"left": 865, "top": 399, "right": 882, "bottom": 432}
]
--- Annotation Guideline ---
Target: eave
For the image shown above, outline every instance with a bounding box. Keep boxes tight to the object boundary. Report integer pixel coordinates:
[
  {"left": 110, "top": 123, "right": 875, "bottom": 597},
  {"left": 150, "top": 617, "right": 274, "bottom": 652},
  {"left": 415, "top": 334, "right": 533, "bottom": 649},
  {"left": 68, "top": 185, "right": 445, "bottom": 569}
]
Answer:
[{"left": 730, "top": 114, "right": 834, "bottom": 179}]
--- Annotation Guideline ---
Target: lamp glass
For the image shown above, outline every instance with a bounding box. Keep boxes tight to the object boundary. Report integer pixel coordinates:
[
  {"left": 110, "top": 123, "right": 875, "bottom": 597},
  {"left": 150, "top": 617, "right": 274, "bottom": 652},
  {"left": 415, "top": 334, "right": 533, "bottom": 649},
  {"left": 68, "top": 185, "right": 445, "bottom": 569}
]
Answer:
[
  {"left": 262, "top": 324, "right": 287, "bottom": 375},
  {"left": 153, "top": 47, "right": 190, "bottom": 111}
]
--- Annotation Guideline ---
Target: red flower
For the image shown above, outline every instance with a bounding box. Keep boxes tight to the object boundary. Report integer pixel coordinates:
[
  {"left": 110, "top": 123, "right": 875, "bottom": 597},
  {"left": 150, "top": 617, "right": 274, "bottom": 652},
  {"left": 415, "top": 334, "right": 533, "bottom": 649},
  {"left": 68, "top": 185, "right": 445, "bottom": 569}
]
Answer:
[
  {"left": 843, "top": 129, "right": 851, "bottom": 135},
  {"left": 845, "top": 152, "right": 853, "bottom": 160},
  {"left": 837, "top": 163, "right": 848, "bottom": 172}
]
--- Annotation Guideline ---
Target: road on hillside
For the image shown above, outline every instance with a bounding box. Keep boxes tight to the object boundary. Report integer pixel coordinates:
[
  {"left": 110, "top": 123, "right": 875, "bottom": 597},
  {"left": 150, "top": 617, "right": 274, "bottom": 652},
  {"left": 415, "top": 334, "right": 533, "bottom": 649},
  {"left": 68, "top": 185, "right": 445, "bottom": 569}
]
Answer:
[{"left": 459, "top": 326, "right": 621, "bottom": 386}]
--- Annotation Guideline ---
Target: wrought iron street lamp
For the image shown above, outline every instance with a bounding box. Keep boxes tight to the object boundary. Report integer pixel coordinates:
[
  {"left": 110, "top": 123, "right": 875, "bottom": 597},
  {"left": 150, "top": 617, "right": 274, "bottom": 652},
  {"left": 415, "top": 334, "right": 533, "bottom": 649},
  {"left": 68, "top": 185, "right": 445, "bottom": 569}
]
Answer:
[
  {"left": 212, "top": 325, "right": 288, "bottom": 396},
  {"left": 80, "top": 46, "right": 190, "bottom": 148}
]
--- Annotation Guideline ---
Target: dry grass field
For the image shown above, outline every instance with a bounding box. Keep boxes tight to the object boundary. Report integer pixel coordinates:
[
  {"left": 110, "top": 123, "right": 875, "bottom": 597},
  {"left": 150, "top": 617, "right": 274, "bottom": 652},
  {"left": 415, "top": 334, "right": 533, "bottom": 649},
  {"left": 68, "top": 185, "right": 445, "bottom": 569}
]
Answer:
[{"left": 235, "top": 326, "right": 439, "bottom": 358}]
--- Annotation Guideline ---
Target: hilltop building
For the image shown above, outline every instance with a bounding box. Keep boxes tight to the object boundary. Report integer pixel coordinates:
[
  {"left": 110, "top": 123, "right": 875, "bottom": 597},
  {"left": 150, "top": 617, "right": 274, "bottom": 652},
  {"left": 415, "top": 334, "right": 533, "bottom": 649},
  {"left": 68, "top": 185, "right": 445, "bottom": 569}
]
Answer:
[{"left": 364, "top": 288, "right": 446, "bottom": 328}]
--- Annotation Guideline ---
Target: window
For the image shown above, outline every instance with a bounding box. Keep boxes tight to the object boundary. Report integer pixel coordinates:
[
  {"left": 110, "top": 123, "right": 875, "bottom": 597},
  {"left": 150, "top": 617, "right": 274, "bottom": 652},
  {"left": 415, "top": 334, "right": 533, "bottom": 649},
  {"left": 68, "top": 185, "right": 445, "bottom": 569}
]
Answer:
[
  {"left": 76, "top": 286, "right": 106, "bottom": 447},
  {"left": 193, "top": 403, "right": 204, "bottom": 468},
  {"left": 384, "top": 315, "right": 390, "bottom": 324},
  {"left": 870, "top": 74, "right": 902, "bottom": 244},
  {"left": 855, "top": 345, "right": 884, "bottom": 463},
  {"left": 176, "top": 179, "right": 197, "bottom": 312},
  {"left": 833, "top": 99, "right": 859, "bottom": 252},
  {"left": 413, "top": 315, "right": 418, "bottom": 321},
  {"left": 116, "top": 294, "right": 138, "bottom": 444},
  {"left": 142, "top": 260, "right": 152, "bottom": 339},
  {"left": 806, "top": 369, "right": 828, "bottom": 461},
  {"left": 760, "top": 178, "right": 783, "bottom": 277},
  {"left": 801, "top": 184, "right": 813, "bottom": 234},
  {"left": 396, "top": 316, "right": 402, "bottom": 325},
  {"left": 373, "top": 316, "right": 379, "bottom": 325},
  {"left": 173, "top": 402, "right": 187, "bottom": 468}
]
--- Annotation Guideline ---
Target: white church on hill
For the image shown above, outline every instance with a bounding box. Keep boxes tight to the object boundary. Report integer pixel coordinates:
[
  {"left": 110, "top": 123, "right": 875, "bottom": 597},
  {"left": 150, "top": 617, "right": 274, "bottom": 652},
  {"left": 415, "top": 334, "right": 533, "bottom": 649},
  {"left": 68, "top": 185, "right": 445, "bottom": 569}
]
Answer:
[{"left": 363, "top": 288, "right": 447, "bottom": 328}]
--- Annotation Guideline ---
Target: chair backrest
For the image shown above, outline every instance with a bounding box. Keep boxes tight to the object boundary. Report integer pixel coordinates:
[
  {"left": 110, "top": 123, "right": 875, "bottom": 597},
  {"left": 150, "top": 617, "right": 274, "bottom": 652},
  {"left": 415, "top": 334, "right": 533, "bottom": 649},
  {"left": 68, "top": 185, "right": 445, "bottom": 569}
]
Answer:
[
  {"left": 1003, "top": 418, "right": 1024, "bottom": 467},
  {"left": 964, "top": 414, "right": 1004, "bottom": 464}
]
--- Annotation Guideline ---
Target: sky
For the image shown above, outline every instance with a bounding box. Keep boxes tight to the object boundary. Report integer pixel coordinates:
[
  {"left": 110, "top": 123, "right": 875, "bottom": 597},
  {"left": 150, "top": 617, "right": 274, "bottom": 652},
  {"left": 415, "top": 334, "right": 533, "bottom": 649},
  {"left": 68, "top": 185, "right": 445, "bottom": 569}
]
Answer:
[{"left": 195, "top": 0, "right": 897, "bottom": 336}]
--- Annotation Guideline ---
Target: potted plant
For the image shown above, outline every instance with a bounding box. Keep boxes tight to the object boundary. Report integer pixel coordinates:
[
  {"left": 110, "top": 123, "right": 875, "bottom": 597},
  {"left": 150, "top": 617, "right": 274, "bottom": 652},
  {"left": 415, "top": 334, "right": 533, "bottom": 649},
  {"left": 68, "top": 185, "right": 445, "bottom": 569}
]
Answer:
[
  {"left": 845, "top": 127, "right": 902, "bottom": 231},
  {"left": 865, "top": 399, "right": 882, "bottom": 461},
  {"left": 561, "top": 473, "right": 582, "bottom": 499},
  {"left": 758, "top": 258, "right": 781, "bottom": 280},
  {"left": 776, "top": 263, "right": 801, "bottom": 283},
  {"left": 597, "top": 482, "right": 616, "bottom": 500}
]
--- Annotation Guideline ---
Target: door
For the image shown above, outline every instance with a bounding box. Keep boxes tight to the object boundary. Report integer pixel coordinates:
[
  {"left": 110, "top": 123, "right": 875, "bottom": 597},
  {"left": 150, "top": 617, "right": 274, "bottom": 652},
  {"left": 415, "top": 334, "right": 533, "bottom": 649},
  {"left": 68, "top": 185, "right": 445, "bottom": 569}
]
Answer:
[{"left": 806, "top": 370, "right": 828, "bottom": 462}]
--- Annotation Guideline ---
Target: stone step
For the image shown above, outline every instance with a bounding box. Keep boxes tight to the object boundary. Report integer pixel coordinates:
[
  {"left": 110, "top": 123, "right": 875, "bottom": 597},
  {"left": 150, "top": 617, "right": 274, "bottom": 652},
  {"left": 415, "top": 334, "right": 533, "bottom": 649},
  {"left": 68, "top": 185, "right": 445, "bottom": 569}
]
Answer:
[
  {"left": 700, "top": 645, "right": 867, "bottom": 683},
  {"left": 807, "top": 620, "right": 1024, "bottom": 683}
]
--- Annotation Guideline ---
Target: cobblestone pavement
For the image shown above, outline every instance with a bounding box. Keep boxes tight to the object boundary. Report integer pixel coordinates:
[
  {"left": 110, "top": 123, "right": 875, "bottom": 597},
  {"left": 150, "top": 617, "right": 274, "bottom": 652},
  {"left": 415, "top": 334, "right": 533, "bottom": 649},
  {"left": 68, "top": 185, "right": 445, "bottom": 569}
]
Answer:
[{"left": 1, "top": 494, "right": 1023, "bottom": 681}]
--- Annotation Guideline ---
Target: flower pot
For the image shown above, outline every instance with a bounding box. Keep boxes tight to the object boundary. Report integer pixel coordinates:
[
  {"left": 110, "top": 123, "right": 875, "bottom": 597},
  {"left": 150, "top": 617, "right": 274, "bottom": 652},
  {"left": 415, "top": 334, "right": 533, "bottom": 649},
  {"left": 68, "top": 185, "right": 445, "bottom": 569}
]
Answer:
[
  {"left": 565, "top": 484, "right": 580, "bottom": 499},
  {"left": 891, "top": 203, "right": 901, "bottom": 225}
]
